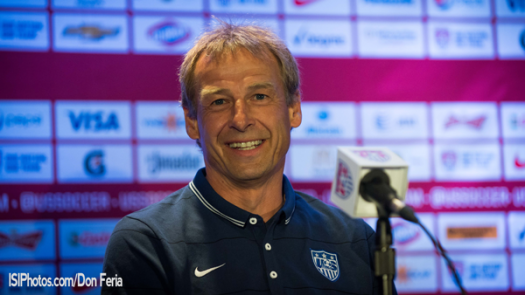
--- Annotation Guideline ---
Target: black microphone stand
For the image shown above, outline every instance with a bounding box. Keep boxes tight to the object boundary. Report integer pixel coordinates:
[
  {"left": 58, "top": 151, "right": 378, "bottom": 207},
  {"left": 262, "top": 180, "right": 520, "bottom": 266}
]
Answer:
[
  {"left": 359, "top": 169, "right": 397, "bottom": 295},
  {"left": 360, "top": 169, "right": 467, "bottom": 295},
  {"left": 374, "top": 205, "right": 395, "bottom": 295}
]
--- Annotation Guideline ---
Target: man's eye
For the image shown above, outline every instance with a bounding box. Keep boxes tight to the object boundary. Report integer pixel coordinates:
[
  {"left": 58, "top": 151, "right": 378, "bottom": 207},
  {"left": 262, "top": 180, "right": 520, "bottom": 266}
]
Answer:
[
  {"left": 212, "top": 99, "right": 225, "bottom": 105},
  {"left": 255, "top": 94, "right": 267, "bottom": 100}
]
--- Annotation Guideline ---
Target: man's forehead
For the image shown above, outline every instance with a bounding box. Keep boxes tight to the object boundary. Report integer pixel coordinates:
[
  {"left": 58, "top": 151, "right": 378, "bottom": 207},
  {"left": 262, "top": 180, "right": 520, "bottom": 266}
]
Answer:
[
  {"left": 194, "top": 47, "right": 282, "bottom": 92},
  {"left": 195, "top": 47, "right": 277, "bottom": 69},
  {"left": 200, "top": 82, "right": 277, "bottom": 97}
]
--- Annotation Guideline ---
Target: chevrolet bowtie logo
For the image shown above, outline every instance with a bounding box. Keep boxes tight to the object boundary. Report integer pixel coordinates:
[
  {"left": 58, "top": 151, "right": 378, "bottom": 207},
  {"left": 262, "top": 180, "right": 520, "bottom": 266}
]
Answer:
[
  {"left": 63, "top": 25, "right": 119, "bottom": 41},
  {"left": 0, "top": 230, "right": 43, "bottom": 250}
]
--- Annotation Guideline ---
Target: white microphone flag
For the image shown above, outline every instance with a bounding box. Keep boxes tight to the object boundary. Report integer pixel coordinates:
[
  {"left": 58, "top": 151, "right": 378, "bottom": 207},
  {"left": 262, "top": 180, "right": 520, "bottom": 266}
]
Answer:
[{"left": 330, "top": 147, "right": 409, "bottom": 218}]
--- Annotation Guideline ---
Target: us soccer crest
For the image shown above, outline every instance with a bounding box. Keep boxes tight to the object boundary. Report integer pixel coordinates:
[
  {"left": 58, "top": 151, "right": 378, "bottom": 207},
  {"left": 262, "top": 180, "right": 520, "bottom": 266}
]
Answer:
[
  {"left": 311, "top": 249, "right": 340, "bottom": 281},
  {"left": 335, "top": 160, "right": 353, "bottom": 200}
]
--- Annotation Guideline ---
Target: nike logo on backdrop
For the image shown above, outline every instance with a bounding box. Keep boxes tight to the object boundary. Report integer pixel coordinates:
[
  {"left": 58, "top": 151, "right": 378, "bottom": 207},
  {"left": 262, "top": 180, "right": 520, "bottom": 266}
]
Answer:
[
  {"left": 194, "top": 263, "right": 226, "bottom": 278},
  {"left": 294, "top": 0, "right": 321, "bottom": 6},
  {"left": 515, "top": 155, "right": 525, "bottom": 168}
]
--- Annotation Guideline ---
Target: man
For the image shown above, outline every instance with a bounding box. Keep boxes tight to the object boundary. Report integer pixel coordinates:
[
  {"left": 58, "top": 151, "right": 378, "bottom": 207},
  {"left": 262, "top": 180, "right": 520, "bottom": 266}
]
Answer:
[{"left": 102, "top": 21, "right": 394, "bottom": 295}]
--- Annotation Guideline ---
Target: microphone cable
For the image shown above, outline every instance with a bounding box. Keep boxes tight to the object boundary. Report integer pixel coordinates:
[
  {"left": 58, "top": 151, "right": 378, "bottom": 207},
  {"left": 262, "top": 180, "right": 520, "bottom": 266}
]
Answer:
[
  {"left": 415, "top": 217, "right": 467, "bottom": 295},
  {"left": 359, "top": 168, "right": 468, "bottom": 294}
]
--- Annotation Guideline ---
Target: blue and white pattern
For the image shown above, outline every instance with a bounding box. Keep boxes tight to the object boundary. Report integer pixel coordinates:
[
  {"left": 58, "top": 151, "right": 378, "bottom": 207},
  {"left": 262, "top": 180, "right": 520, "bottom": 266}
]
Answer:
[{"left": 311, "top": 249, "right": 340, "bottom": 281}]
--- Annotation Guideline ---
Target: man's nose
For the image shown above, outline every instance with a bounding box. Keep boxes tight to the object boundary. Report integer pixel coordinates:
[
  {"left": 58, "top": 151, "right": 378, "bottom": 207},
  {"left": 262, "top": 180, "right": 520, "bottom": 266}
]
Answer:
[{"left": 230, "top": 99, "right": 254, "bottom": 131}]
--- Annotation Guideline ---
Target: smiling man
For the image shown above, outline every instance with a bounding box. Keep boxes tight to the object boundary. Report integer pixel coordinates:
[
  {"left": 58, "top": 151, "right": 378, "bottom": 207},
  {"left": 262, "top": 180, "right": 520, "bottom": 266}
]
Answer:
[
  {"left": 102, "top": 22, "right": 393, "bottom": 295},
  {"left": 185, "top": 46, "right": 300, "bottom": 223}
]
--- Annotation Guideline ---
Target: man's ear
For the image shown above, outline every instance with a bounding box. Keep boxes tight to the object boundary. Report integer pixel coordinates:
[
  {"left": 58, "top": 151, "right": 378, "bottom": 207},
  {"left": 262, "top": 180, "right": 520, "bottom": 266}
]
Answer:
[
  {"left": 183, "top": 107, "right": 200, "bottom": 140},
  {"left": 289, "top": 91, "right": 302, "bottom": 128}
]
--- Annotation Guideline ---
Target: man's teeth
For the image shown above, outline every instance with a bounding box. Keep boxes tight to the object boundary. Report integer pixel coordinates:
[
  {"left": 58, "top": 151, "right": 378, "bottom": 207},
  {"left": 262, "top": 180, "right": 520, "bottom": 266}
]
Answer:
[{"left": 229, "top": 140, "right": 263, "bottom": 150}]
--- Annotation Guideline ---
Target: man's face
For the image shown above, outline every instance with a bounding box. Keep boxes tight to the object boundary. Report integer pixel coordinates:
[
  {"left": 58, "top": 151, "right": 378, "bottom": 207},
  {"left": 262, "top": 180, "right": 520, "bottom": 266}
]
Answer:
[{"left": 184, "top": 48, "right": 301, "bottom": 183}]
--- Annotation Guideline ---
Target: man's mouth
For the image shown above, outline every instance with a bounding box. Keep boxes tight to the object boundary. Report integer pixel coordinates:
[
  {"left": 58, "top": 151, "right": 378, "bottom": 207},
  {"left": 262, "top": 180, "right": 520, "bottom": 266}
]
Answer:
[{"left": 228, "top": 140, "right": 263, "bottom": 151}]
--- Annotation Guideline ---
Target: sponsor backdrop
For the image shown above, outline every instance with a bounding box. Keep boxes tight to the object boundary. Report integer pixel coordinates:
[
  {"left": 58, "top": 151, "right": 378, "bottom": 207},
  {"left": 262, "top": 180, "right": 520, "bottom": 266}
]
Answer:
[{"left": 1, "top": 0, "right": 525, "bottom": 294}]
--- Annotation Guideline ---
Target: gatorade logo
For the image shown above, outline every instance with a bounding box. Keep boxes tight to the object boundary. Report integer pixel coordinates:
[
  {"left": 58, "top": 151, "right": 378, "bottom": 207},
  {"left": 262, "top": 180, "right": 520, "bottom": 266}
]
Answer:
[{"left": 446, "top": 226, "right": 498, "bottom": 239}]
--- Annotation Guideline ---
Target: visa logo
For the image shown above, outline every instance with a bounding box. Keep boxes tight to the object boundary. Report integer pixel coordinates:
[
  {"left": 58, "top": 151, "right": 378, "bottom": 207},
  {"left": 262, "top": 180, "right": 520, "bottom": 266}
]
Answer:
[{"left": 69, "top": 111, "right": 119, "bottom": 131}]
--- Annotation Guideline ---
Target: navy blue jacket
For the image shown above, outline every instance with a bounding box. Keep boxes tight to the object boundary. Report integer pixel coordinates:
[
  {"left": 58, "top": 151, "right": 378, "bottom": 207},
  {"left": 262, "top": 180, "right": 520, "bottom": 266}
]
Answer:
[{"left": 102, "top": 168, "right": 395, "bottom": 294}]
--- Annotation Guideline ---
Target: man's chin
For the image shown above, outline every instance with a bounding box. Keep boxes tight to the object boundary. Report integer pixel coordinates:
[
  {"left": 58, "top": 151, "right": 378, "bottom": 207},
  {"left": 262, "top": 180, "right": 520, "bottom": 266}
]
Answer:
[{"left": 226, "top": 166, "right": 272, "bottom": 183}]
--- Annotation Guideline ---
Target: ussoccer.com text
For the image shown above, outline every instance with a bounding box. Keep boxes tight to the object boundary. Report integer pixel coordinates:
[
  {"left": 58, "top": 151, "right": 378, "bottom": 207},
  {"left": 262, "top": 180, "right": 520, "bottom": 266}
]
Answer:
[{"left": 9, "top": 273, "right": 123, "bottom": 288}]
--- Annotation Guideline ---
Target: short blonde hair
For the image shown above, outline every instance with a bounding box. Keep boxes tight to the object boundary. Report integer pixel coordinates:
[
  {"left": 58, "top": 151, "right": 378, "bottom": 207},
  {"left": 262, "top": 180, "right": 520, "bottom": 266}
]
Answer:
[{"left": 179, "top": 19, "right": 300, "bottom": 118}]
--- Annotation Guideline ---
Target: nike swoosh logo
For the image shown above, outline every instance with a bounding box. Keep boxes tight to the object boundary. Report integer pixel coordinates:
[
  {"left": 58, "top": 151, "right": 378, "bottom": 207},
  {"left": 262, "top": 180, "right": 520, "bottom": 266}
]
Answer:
[
  {"left": 194, "top": 263, "right": 225, "bottom": 278},
  {"left": 294, "top": 0, "right": 321, "bottom": 6},
  {"left": 515, "top": 156, "right": 525, "bottom": 168}
]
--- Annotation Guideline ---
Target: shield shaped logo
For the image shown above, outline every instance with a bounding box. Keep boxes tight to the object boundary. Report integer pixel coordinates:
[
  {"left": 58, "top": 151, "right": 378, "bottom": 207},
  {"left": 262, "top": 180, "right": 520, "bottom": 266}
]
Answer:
[
  {"left": 335, "top": 160, "right": 353, "bottom": 200},
  {"left": 311, "top": 249, "right": 340, "bottom": 281}
]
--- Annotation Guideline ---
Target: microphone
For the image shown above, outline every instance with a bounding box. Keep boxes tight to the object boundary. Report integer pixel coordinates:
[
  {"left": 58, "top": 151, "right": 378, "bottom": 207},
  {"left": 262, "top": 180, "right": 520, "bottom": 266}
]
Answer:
[
  {"left": 359, "top": 169, "right": 417, "bottom": 223},
  {"left": 330, "top": 146, "right": 467, "bottom": 295},
  {"left": 330, "top": 147, "right": 414, "bottom": 222}
]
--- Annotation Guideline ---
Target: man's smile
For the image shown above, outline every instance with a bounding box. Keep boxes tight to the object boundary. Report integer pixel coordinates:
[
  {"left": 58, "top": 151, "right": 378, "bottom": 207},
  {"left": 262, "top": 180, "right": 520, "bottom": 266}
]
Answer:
[{"left": 227, "top": 139, "right": 264, "bottom": 150}]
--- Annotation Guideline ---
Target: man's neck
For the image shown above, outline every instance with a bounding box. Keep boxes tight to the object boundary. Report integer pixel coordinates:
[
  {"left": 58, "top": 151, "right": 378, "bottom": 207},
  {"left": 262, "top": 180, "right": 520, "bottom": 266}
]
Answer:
[{"left": 205, "top": 168, "right": 285, "bottom": 222}]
